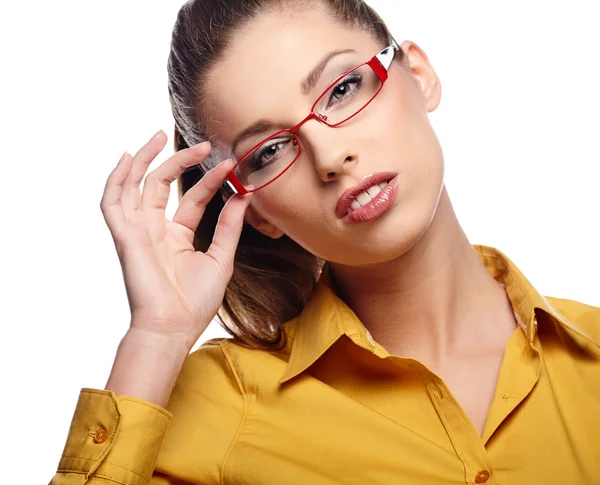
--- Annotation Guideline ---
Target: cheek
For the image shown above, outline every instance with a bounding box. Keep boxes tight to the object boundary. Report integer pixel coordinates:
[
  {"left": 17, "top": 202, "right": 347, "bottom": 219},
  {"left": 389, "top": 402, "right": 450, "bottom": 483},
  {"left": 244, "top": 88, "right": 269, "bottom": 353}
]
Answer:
[
  {"left": 251, "top": 178, "right": 340, "bottom": 252},
  {"left": 251, "top": 181, "right": 322, "bottom": 228},
  {"left": 378, "top": 77, "right": 444, "bottom": 183}
]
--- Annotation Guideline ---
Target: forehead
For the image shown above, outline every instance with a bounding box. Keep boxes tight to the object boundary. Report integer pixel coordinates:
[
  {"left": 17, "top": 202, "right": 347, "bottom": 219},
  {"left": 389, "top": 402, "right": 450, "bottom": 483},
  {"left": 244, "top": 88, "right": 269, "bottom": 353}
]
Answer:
[{"left": 203, "top": 5, "right": 380, "bottom": 147}]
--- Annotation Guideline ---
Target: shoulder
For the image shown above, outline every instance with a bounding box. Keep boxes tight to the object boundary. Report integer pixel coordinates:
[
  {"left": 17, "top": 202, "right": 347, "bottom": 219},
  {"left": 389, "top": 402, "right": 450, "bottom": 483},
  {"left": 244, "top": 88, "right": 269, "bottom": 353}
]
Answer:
[
  {"left": 174, "top": 337, "right": 246, "bottom": 399},
  {"left": 159, "top": 336, "right": 289, "bottom": 438},
  {"left": 173, "top": 334, "right": 292, "bottom": 402},
  {"left": 155, "top": 338, "right": 249, "bottom": 479},
  {"left": 545, "top": 296, "right": 600, "bottom": 346},
  {"left": 166, "top": 337, "right": 246, "bottom": 418}
]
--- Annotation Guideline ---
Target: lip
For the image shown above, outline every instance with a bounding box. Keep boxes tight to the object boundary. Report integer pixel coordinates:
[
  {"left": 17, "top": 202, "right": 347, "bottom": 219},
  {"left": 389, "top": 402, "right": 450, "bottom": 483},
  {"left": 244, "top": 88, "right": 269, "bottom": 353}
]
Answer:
[{"left": 335, "top": 171, "right": 399, "bottom": 219}]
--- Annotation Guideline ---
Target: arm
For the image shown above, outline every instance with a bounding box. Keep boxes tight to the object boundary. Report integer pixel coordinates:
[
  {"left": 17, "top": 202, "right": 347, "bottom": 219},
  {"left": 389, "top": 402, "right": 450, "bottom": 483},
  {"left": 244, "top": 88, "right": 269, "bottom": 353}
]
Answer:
[
  {"left": 49, "top": 330, "right": 187, "bottom": 485},
  {"left": 48, "top": 130, "right": 251, "bottom": 484},
  {"left": 49, "top": 333, "right": 244, "bottom": 485}
]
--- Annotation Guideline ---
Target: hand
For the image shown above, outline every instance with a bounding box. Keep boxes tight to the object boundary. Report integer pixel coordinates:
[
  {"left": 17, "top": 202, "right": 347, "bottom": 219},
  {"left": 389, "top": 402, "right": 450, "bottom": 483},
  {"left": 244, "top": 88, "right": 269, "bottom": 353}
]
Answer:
[{"left": 100, "top": 130, "right": 252, "bottom": 349}]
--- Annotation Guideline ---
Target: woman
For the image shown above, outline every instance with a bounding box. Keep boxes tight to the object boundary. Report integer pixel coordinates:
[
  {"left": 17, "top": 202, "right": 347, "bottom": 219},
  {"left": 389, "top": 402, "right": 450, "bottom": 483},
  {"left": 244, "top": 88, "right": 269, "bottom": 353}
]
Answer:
[{"left": 50, "top": 0, "right": 599, "bottom": 484}]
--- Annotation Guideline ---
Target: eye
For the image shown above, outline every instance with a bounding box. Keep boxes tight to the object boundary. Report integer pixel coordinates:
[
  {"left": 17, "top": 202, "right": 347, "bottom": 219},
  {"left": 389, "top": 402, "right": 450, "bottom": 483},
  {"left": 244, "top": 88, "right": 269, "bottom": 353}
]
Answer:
[
  {"left": 327, "top": 74, "right": 362, "bottom": 108},
  {"left": 250, "top": 138, "right": 292, "bottom": 170}
]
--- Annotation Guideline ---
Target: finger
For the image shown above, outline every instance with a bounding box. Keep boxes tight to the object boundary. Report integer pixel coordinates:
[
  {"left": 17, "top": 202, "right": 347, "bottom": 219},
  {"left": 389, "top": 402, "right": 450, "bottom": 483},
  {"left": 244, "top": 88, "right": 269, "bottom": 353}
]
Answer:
[
  {"left": 122, "top": 130, "right": 167, "bottom": 214},
  {"left": 99, "top": 151, "right": 132, "bottom": 238},
  {"left": 171, "top": 158, "right": 236, "bottom": 233},
  {"left": 205, "top": 190, "right": 253, "bottom": 273},
  {"left": 141, "top": 140, "right": 211, "bottom": 213}
]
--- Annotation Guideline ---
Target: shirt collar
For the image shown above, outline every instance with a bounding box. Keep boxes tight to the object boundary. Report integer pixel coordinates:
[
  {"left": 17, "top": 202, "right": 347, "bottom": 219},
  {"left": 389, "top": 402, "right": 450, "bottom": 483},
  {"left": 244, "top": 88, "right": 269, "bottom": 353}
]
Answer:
[{"left": 279, "top": 245, "right": 596, "bottom": 384}]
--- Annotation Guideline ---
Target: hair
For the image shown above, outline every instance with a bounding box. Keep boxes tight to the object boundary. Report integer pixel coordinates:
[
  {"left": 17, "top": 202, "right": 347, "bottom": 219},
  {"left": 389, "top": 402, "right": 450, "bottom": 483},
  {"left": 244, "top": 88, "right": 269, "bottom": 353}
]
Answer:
[{"left": 167, "top": 0, "right": 403, "bottom": 350}]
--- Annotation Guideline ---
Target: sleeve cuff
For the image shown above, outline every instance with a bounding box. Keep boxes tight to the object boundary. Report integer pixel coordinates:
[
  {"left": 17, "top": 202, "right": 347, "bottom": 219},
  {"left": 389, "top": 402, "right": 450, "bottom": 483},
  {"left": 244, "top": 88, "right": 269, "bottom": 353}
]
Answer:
[{"left": 56, "top": 388, "right": 172, "bottom": 485}]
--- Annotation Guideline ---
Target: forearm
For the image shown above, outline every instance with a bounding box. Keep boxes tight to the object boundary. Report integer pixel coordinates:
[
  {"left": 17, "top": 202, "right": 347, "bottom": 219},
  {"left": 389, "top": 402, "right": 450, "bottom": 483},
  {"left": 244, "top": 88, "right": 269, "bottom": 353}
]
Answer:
[{"left": 105, "top": 327, "right": 191, "bottom": 408}]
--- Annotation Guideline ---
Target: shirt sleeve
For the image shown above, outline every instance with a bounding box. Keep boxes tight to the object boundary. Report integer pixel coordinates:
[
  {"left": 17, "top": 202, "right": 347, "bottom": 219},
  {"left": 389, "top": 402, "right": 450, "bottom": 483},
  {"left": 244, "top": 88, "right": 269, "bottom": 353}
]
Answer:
[
  {"left": 49, "top": 388, "right": 173, "bottom": 485},
  {"left": 48, "top": 338, "right": 245, "bottom": 485}
]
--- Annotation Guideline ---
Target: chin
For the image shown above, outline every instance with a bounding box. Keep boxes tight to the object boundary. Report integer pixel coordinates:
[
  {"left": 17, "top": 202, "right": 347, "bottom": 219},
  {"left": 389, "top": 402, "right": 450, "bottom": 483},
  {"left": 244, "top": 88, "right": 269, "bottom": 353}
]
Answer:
[
  {"left": 286, "top": 184, "right": 442, "bottom": 265},
  {"left": 318, "top": 211, "right": 432, "bottom": 266}
]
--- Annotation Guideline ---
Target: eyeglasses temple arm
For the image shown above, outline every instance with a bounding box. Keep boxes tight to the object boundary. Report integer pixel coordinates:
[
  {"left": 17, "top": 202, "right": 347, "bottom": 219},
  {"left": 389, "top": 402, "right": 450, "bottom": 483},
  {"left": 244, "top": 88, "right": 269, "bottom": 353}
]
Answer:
[
  {"left": 376, "top": 42, "right": 398, "bottom": 72},
  {"left": 226, "top": 172, "right": 248, "bottom": 195}
]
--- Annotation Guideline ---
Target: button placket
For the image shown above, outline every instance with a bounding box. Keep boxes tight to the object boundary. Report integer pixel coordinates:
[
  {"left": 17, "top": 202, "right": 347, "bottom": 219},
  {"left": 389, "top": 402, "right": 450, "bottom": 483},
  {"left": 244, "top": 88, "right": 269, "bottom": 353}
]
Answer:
[{"left": 426, "top": 377, "right": 495, "bottom": 485}]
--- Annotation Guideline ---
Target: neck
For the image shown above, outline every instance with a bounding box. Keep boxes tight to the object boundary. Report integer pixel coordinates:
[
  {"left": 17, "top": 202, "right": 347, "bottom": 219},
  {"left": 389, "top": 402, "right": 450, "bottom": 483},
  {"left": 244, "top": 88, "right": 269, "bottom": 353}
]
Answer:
[{"left": 328, "top": 186, "right": 516, "bottom": 368}]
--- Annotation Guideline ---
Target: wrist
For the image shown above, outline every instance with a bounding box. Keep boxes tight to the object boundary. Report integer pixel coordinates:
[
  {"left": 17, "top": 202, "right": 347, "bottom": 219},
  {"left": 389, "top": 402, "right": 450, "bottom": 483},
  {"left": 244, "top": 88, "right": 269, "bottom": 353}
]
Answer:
[
  {"left": 105, "top": 328, "right": 191, "bottom": 408},
  {"left": 124, "top": 326, "right": 195, "bottom": 353}
]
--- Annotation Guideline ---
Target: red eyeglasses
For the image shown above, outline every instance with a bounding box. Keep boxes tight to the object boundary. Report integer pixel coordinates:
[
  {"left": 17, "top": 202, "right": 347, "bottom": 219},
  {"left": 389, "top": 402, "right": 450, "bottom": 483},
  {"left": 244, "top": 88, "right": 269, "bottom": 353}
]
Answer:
[{"left": 225, "top": 42, "right": 399, "bottom": 195}]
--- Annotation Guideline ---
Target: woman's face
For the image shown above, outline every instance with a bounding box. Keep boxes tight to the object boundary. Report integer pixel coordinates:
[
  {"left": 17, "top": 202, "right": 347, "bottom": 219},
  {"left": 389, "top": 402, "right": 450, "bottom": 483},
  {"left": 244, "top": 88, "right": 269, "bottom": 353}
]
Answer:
[{"left": 204, "top": 5, "right": 444, "bottom": 266}]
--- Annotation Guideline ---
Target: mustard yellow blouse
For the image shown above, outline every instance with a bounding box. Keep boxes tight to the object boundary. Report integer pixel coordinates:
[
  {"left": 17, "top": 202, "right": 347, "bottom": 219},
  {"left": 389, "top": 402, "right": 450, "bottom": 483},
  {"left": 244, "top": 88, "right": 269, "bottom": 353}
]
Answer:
[{"left": 50, "top": 245, "right": 600, "bottom": 485}]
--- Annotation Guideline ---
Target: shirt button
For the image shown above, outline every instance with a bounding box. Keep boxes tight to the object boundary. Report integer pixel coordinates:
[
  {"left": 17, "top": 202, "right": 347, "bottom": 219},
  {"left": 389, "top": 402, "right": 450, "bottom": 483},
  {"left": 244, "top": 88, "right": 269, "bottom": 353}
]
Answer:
[
  {"left": 475, "top": 470, "right": 491, "bottom": 483},
  {"left": 93, "top": 428, "right": 109, "bottom": 444}
]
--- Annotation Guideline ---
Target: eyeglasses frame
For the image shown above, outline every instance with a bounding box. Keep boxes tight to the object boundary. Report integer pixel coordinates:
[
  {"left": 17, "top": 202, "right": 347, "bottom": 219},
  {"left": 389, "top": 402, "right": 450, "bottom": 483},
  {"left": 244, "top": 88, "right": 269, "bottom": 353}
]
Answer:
[{"left": 225, "top": 41, "right": 399, "bottom": 195}]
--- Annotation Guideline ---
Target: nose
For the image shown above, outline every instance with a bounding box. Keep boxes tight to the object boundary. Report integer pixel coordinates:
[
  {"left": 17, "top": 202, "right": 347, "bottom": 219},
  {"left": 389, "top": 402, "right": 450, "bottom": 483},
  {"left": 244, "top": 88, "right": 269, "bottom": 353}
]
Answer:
[{"left": 297, "top": 120, "right": 357, "bottom": 183}]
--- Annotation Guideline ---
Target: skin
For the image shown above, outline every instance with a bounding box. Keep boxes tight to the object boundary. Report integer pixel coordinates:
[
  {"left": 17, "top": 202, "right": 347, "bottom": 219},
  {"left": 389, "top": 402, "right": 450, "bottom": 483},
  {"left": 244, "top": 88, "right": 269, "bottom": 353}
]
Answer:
[{"left": 203, "top": 4, "right": 519, "bottom": 436}]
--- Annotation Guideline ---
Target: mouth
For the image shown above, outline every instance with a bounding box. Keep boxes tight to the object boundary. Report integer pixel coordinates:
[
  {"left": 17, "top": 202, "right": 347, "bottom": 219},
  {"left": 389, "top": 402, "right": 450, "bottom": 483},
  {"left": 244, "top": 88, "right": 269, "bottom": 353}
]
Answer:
[{"left": 335, "top": 171, "right": 399, "bottom": 219}]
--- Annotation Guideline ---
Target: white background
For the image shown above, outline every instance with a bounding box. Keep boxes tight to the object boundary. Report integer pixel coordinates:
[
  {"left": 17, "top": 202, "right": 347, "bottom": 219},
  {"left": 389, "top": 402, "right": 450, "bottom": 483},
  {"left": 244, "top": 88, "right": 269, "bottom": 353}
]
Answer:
[{"left": 1, "top": 1, "right": 598, "bottom": 482}]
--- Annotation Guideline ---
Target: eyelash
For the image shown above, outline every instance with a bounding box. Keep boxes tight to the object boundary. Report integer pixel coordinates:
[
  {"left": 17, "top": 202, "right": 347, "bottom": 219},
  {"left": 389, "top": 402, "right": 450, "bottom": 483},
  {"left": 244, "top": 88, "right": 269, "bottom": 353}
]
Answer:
[
  {"left": 326, "top": 73, "right": 363, "bottom": 108},
  {"left": 252, "top": 138, "right": 290, "bottom": 169}
]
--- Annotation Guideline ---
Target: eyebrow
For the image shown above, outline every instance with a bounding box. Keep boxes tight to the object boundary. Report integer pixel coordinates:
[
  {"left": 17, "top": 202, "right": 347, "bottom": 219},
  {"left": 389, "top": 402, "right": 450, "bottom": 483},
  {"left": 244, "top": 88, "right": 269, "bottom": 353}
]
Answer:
[
  {"left": 231, "top": 48, "right": 357, "bottom": 154},
  {"left": 300, "top": 48, "right": 356, "bottom": 95}
]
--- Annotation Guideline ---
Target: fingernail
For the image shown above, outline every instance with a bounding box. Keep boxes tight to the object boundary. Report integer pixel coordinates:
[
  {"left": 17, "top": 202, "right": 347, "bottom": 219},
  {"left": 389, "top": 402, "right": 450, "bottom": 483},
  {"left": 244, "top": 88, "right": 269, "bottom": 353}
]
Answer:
[
  {"left": 154, "top": 129, "right": 165, "bottom": 139},
  {"left": 118, "top": 151, "right": 128, "bottom": 164}
]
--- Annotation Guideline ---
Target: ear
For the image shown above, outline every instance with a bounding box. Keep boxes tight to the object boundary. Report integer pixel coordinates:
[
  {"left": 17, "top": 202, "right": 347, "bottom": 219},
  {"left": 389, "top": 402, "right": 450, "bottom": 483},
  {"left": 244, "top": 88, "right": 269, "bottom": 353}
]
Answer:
[
  {"left": 243, "top": 204, "right": 285, "bottom": 239},
  {"left": 399, "top": 40, "right": 441, "bottom": 113}
]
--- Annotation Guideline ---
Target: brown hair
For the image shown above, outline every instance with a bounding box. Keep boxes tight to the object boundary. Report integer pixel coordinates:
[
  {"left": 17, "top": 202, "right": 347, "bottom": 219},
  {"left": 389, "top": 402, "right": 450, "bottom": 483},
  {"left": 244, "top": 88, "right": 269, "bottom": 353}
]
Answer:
[{"left": 167, "top": 0, "right": 402, "bottom": 350}]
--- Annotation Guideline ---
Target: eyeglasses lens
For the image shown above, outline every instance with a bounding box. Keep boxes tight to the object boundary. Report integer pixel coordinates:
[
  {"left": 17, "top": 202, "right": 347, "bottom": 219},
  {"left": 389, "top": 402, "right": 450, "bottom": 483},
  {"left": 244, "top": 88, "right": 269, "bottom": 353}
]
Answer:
[{"left": 234, "top": 63, "right": 382, "bottom": 188}]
